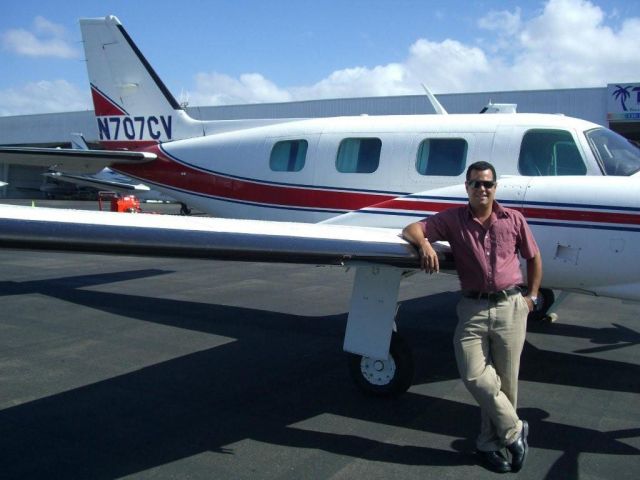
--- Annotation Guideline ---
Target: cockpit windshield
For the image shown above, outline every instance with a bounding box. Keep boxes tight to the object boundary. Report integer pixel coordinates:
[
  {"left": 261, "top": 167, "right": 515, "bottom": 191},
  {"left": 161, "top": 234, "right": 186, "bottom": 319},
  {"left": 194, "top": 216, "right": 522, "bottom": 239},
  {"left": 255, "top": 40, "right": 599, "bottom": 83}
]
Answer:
[{"left": 585, "top": 128, "right": 640, "bottom": 176}]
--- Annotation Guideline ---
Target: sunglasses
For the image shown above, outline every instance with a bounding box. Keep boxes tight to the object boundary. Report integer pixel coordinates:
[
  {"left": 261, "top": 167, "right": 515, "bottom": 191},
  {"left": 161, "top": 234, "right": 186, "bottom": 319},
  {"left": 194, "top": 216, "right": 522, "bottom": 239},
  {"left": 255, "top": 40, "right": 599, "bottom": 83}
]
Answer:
[{"left": 467, "top": 180, "right": 496, "bottom": 189}]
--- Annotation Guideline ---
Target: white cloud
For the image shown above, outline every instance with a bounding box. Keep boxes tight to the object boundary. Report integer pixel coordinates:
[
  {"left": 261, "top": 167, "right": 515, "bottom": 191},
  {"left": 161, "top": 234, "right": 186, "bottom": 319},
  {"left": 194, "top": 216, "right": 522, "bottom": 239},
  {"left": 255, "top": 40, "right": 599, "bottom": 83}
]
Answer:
[
  {"left": 293, "top": 63, "right": 414, "bottom": 100},
  {"left": 2, "top": 16, "right": 79, "bottom": 58},
  {"left": 34, "top": 16, "right": 67, "bottom": 37},
  {"left": 188, "top": 72, "right": 292, "bottom": 105},
  {"left": 0, "top": 80, "right": 90, "bottom": 116},
  {"left": 187, "top": 0, "right": 640, "bottom": 105},
  {"left": 511, "top": 0, "right": 640, "bottom": 87},
  {"left": 478, "top": 7, "right": 522, "bottom": 36}
]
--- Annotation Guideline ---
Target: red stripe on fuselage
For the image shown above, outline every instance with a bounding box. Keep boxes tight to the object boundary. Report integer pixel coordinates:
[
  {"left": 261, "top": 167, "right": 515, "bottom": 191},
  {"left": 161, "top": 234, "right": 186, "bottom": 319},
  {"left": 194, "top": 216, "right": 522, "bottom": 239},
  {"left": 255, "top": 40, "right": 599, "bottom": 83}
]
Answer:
[
  {"left": 373, "top": 198, "right": 640, "bottom": 226},
  {"left": 522, "top": 206, "right": 640, "bottom": 226},
  {"left": 365, "top": 195, "right": 640, "bottom": 228},
  {"left": 113, "top": 145, "right": 396, "bottom": 210},
  {"left": 101, "top": 140, "right": 158, "bottom": 150},
  {"left": 366, "top": 198, "right": 464, "bottom": 213}
]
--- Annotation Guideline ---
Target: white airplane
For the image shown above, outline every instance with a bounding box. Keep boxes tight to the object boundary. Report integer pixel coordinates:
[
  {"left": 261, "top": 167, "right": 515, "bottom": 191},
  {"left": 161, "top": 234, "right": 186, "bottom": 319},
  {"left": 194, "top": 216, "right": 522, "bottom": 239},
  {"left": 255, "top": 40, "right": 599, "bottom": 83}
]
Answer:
[{"left": 0, "top": 15, "right": 639, "bottom": 395}]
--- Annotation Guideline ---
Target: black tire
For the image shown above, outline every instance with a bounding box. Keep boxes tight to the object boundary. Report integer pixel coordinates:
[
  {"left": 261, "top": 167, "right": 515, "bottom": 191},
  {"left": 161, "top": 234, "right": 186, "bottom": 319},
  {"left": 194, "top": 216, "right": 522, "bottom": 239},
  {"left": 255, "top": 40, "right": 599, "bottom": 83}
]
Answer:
[
  {"left": 179, "top": 203, "right": 192, "bottom": 216},
  {"left": 528, "top": 288, "right": 555, "bottom": 322},
  {"left": 348, "top": 332, "right": 414, "bottom": 397}
]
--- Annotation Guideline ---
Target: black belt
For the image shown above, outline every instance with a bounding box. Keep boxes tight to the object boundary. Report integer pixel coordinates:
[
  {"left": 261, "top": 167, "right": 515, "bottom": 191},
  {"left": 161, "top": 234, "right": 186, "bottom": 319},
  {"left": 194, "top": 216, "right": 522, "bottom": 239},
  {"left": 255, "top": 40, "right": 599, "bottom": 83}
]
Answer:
[{"left": 462, "top": 287, "right": 521, "bottom": 302}]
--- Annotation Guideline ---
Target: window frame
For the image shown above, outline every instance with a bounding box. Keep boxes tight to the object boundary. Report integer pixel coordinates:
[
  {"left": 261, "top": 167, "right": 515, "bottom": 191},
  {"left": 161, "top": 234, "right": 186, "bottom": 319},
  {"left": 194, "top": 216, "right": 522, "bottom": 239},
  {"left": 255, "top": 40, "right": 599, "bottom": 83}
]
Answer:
[
  {"left": 335, "top": 137, "right": 382, "bottom": 174},
  {"left": 269, "top": 139, "right": 308, "bottom": 172},
  {"left": 415, "top": 137, "right": 468, "bottom": 176},
  {"left": 517, "top": 129, "right": 587, "bottom": 176}
]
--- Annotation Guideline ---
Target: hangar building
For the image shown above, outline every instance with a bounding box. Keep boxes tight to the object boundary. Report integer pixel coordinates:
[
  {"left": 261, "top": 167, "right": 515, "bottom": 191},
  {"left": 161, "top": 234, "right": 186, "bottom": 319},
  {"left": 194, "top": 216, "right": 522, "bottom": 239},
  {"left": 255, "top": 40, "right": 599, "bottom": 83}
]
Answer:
[{"left": 1, "top": 83, "right": 638, "bottom": 198}]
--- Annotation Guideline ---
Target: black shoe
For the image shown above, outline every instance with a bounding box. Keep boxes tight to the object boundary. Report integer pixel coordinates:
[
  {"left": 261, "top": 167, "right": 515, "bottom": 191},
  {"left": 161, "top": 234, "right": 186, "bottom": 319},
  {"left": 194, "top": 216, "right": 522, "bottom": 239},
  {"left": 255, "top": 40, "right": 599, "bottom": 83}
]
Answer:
[
  {"left": 507, "top": 420, "right": 529, "bottom": 472},
  {"left": 476, "top": 449, "right": 511, "bottom": 473}
]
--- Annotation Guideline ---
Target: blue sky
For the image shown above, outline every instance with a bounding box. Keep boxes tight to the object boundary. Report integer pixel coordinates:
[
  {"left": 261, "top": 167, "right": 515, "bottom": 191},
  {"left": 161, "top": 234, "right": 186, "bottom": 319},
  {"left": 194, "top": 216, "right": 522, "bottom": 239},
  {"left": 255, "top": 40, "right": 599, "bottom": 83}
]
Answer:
[{"left": 1, "top": 0, "right": 639, "bottom": 115}]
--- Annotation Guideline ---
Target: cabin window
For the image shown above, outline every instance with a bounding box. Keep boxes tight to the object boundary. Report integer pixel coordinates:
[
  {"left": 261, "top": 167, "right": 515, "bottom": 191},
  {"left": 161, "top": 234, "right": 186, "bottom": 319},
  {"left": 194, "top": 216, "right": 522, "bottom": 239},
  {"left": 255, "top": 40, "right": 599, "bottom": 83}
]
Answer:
[
  {"left": 336, "top": 138, "right": 381, "bottom": 173},
  {"left": 518, "top": 129, "right": 586, "bottom": 176},
  {"left": 270, "top": 140, "right": 308, "bottom": 172},
  {"left": 415, "top": 138, "right": 467, "bottom": 176}
]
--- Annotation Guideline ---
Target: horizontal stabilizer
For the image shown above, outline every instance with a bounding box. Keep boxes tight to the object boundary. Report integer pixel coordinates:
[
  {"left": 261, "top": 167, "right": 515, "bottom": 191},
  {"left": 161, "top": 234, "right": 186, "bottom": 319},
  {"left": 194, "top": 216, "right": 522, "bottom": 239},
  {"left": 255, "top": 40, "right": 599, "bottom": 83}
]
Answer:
[
  {"left": 0, "top": 147, "right": 156, "bottom": 174},
  {"left": 44, "top": 171, "right": 150, "bottom": 192}
]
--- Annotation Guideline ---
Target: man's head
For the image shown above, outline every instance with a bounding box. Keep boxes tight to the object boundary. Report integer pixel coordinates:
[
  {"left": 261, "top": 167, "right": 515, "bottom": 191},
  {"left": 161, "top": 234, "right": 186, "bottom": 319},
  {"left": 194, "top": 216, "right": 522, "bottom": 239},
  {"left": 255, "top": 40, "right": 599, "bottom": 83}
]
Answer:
[
  {"left": 465, "top": 161, "right": 497, "bottom": 212},
  {"left": 466, "top": 161, "right": 496, "bottom": 183}
]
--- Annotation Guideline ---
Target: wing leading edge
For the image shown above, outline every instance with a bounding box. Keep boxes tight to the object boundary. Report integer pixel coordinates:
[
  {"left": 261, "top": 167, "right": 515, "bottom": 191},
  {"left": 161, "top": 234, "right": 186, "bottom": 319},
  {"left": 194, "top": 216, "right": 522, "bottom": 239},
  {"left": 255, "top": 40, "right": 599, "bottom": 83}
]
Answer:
[{"left": 0, "top": 205, "right": 453, "bottom": 269}]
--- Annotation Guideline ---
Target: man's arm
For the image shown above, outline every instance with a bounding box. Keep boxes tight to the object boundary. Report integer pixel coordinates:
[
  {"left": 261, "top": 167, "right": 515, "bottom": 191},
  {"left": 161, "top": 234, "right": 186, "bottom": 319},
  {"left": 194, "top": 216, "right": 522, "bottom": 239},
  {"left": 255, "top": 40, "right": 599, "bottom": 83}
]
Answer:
[
  {"left": 524, "top": 252, "right": 543, "bottom": 311},
  {"left": 402, "top": 222, "right": 440, "bottom": 273}
]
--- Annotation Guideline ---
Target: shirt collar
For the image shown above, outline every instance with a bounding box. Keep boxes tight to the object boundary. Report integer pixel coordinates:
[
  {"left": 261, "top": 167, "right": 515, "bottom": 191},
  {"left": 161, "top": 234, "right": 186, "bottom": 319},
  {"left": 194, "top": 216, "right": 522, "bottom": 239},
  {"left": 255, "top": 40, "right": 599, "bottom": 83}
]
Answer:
[
  {"left": 493, "top": 201, "right": 508, "bottom": 217},
  {"left": 465, "top": 200, "right": 507, "bottom": 219}
]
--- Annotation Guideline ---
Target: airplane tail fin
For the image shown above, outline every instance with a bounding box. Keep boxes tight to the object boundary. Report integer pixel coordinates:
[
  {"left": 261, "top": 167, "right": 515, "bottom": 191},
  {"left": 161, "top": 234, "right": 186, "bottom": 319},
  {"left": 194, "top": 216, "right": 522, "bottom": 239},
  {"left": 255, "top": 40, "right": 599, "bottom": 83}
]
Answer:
[{"left": 80, "top": 16, "right": 203, "bottom": 147}]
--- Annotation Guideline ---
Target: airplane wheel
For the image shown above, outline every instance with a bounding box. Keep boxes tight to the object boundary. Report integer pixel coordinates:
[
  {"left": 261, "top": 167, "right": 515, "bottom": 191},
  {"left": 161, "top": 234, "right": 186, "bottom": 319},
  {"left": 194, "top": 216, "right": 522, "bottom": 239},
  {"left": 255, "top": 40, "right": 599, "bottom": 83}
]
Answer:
[
  {"left": 348, "top": 332, "right": 414, "bottom": 397},
  {"left": 528, "top": 288, "right": 555, "bottom": 322},
  {"left": 180, "top": 203, "right": 192, "bottom": 216}
]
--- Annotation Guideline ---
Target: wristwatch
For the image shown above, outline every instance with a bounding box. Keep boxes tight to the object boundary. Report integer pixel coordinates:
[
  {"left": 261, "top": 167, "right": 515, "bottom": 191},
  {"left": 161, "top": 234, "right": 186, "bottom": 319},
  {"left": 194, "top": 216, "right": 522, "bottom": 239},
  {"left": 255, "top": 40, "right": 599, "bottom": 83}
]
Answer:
[{"left": 528, "top": 296, "right": 539, "bottom": 310}]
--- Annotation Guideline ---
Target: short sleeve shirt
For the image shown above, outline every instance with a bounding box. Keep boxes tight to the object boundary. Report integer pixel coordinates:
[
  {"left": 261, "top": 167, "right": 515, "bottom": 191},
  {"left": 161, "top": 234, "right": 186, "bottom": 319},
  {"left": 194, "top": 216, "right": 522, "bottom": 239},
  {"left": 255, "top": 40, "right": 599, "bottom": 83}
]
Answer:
[{"left": 418, "top": 202, "right": 539, "bottom": 292}]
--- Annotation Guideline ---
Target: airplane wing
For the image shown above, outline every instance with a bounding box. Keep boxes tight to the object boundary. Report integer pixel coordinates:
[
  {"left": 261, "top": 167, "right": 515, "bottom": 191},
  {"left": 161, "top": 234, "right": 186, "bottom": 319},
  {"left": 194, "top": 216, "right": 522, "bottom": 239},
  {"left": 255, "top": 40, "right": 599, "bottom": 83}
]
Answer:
[
  {"left": 0, "top": 147, "right": 156, "bottom": 174},
  {"left": 43, "top": 171, "right": 151, "bottom": 193},
  {"left": 0, "top": 204, "right": 453, "bottom": 268}
]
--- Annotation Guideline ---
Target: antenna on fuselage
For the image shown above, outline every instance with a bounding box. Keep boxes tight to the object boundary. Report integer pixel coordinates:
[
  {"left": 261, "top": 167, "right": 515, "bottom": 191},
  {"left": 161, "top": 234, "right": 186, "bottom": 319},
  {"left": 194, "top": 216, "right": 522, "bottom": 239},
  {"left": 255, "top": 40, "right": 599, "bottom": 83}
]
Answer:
[
  {"left": 479, "top": 101, "right": 517, "bottom": 114},
  {"left": 421, "top": 83, "right": 448, "bottom": 115}
]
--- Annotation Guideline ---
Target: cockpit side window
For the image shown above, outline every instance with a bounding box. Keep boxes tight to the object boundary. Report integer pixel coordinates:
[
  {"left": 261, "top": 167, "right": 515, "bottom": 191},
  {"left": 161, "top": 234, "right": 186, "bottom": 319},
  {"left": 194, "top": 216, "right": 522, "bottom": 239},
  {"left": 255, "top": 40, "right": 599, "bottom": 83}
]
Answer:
[
  {"left": 518, "top": 129, "right": 586, "bottom": 176},
  {"left": 585, "top": 128, "right": 640, "bottom": 176}
]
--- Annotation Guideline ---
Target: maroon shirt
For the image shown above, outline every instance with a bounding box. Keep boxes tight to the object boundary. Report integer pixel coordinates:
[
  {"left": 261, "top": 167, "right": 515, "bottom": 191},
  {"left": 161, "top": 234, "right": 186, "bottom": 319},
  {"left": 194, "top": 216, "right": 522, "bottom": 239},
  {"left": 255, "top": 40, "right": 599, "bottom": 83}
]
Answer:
[{"left": 418, "top": 201, "right": 539, "bottom": 292}]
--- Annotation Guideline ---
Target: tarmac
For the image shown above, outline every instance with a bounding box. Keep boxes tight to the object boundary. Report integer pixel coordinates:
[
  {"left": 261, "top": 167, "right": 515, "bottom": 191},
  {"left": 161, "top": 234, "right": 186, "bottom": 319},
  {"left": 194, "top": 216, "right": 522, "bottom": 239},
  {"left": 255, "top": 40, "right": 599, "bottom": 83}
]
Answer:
[{"left": 0, "top": 200, "right": 638, "bottom": 479}]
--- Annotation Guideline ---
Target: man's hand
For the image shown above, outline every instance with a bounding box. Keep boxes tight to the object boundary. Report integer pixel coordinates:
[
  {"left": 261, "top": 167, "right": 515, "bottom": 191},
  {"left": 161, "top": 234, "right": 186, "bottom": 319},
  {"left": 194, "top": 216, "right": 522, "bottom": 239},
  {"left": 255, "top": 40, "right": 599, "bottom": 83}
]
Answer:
[
  {"left": 524, "top": 296, "right": 535, "bottom": 312},
  {"left": 402, "top": 221, "right": 439, "bottom": 274},
  {"left": 420, "top": 242, "right": 440, "bottom": 274}
]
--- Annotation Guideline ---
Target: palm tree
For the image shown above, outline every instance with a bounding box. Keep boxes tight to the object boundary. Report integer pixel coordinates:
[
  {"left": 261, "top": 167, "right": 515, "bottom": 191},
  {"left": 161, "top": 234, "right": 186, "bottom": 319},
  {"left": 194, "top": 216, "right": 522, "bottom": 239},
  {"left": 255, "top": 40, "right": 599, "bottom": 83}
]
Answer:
[{"left": 613, "top": 85, "right": 631, "bottom": 111}]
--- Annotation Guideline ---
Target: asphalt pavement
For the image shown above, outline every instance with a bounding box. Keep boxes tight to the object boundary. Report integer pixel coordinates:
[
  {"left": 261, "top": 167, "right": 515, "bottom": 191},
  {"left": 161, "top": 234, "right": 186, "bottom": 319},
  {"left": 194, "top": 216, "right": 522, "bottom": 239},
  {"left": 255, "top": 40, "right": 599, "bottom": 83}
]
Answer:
[{"left": 0, "top": 200, "right": 638, "bottom": 479}]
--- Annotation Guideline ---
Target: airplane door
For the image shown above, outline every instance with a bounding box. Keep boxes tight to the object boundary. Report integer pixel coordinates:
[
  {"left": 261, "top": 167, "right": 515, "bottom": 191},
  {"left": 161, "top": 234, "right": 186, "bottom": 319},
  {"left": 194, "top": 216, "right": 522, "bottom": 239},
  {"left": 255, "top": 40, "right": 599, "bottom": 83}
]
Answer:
[{"left": 491, "top": 125, "right": 520, "bottom": 176}]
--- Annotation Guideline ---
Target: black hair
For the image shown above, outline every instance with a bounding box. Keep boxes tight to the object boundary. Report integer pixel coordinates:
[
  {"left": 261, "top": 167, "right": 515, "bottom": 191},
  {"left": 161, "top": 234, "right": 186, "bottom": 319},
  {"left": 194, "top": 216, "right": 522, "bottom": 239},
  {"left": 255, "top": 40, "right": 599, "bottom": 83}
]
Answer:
[{"left": 466, "top": 161, "right": 497, "bottom": 182}]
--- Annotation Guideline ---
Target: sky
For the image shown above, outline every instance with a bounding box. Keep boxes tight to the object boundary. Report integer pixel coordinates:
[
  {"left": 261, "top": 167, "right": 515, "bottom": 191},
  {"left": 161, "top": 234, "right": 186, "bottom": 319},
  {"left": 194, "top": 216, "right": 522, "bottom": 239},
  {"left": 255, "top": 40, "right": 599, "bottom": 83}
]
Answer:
[{"left": 1, "top": 0, "right": 639, "bottom": 116}]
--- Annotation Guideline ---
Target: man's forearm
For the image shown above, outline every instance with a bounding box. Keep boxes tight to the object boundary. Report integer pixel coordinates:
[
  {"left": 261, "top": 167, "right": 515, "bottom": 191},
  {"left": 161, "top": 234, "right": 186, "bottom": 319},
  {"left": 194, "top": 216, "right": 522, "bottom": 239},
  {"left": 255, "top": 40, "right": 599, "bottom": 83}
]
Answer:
[
  {"left": 402, "top": 222, "right": 427, "bottom": 248},
  {"left": 526, "top": 252, "right": 543, "bottom": 297},
  {"left": 402, "top": 222, "right": 439, "bottom": 273}
]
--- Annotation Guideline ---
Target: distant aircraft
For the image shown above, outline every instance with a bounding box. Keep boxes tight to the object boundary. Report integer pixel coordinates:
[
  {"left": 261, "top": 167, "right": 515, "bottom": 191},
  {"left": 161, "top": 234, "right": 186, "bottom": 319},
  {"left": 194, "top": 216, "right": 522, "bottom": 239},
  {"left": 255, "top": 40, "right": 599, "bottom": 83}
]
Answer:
[
  {"left": 43, "top": 133, "right": 176, "bottom": 203},
  {"left": 0, "top": 15, "right": 639, "bottom": 395}
]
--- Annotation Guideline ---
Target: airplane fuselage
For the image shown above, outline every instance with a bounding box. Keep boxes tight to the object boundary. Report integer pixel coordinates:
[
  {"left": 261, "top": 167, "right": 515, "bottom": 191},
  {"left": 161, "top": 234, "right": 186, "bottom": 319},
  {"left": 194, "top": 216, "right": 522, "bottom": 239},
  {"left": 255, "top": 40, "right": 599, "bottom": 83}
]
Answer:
[{"left": 111, "top": 112, "right": 616, "bottom": 224}]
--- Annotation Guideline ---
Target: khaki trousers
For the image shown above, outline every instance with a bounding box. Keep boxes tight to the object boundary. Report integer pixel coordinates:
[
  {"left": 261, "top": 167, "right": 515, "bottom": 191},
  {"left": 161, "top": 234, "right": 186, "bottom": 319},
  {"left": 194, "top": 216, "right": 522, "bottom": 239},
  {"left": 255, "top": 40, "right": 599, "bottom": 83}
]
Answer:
[{"left": 454, "top": 293, "right": 528, "bottom": 451}]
